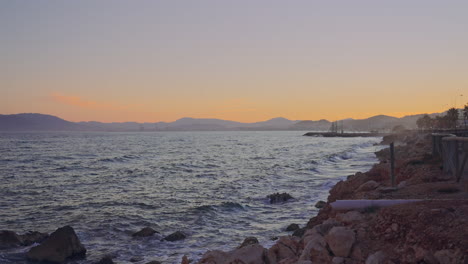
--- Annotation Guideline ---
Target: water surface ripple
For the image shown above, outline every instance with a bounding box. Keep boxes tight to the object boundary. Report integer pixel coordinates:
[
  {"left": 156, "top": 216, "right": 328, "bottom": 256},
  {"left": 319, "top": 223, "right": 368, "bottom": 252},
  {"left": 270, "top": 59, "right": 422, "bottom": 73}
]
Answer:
[{"left": 0, "top": 131, "right": 382, "bottom": 263}]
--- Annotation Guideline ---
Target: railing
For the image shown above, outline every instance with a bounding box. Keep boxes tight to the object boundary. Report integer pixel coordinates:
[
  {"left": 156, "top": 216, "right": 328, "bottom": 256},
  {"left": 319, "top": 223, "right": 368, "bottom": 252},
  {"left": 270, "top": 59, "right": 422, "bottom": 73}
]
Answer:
[
  {"left": 432, "top": 133, "right": 456, "bottom": 157},
  {"left": 441, "top": 137, "right": 468, "bottom": 182}
]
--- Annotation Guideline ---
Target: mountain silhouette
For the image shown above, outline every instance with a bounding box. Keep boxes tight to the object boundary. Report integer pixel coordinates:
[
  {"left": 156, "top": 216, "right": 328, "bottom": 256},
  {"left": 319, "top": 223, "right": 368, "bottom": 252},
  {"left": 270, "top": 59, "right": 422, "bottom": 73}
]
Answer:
[{"left": 0, "top": 113, "right": 433, "bottom": 132}]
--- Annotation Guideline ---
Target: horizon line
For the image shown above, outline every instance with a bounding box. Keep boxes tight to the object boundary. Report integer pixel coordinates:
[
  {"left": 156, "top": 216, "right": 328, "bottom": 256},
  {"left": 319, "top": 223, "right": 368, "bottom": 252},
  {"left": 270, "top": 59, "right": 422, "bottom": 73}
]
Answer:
[{"left": 2, "top": 111, "right": 442, "bottom": 124}]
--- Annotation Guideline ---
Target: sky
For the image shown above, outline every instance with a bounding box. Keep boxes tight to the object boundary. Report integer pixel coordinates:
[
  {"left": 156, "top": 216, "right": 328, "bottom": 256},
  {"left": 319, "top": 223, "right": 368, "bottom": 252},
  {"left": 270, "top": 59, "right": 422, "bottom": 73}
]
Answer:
[{"left": 1, "top": 1, "right": 467, "bottom": 123}]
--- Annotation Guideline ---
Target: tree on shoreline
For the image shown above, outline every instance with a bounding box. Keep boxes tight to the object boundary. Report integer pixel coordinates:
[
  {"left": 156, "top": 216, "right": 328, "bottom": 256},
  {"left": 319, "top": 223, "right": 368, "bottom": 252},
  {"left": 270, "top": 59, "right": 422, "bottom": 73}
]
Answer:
[
  {"left": 416, "top": 107, "right": 462, "bottom": 130},
  {"left": 446, "top": 108, "right": 459, "bottom": 128},
  {"left": 464, "top": 103, "right": 468, "bottom": 128},
  {"left": 416, "top": 114, "right": 433, "bottom": 130}
]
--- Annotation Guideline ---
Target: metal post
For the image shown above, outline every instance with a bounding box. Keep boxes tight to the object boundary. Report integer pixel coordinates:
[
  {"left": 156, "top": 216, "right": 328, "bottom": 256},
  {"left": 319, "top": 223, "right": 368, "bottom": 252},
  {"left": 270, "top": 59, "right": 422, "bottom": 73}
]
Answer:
[{"left": 390, "top": 142, "right": 395, "bottom": 187}]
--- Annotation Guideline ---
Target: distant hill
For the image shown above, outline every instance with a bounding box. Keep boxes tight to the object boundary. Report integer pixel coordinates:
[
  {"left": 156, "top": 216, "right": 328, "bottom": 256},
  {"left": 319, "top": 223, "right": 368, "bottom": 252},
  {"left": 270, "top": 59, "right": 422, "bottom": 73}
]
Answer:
[
  {"left": 0, "top": 113, "right": 81, "bottom": 131},
  {"left": 0, "top": 112, "right": 436, "bottom": 132},
  {"left": 290, "top": 119, "right": 331, "bottom": 131}
]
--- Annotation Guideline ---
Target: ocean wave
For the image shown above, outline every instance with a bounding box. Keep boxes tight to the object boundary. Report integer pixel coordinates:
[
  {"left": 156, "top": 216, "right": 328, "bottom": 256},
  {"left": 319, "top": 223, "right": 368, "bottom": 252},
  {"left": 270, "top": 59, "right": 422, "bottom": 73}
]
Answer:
[{"left": 194, "top": 202, "right": 244, "bottom": 212}]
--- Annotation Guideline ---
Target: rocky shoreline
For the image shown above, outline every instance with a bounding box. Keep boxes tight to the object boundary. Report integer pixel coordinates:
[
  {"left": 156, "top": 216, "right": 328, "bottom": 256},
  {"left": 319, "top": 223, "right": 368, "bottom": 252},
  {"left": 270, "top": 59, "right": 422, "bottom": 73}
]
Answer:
[
  {"left": 193, "top": 132, "right": 468, "bottom": 264},
  {"left": 1, "top": 132, "right": 467, "bottom": 263}
]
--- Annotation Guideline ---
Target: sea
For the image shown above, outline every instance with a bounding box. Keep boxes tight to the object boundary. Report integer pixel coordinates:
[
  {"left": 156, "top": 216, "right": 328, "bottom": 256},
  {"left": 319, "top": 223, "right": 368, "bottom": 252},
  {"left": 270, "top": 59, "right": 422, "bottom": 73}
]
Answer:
[{"left": 0, "top": 131, "right": 382, "bottom": 263}]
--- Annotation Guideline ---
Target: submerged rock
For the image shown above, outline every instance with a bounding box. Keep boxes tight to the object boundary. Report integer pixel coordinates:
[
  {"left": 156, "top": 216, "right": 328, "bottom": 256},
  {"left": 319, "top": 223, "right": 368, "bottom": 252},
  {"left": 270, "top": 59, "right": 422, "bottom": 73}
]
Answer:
[
  {"left": 0, "top": 230, "right": 49, "bottom": 249},
  {"left": 239, "top": 236, "right": 259, "bottom": 248},
  {"left": 286, "top": 223, "right": 300, "bottom": 232},
  {"left": 20, "top": 231, "right": 49, "bottom": 246},
  {"left": 315, "top": 201, "right": 326, "bottom": 209},
  {"left": 0, "top": 230, "right": 22, "bottom": 249},
  {"left": 164, "top": 231, "right": 186, "bottom": 242},
  {"left": 95, "top": 256, "right": 115, "bottom": 264},
  {"left": 267, "top": 192, "right": 294, "bottom": 204},
  {"left": 132, "top": 227, "right": 159, "bottom": 237},
  {"left": 27, "top": 225, "right": 86, "bottom": 263}
]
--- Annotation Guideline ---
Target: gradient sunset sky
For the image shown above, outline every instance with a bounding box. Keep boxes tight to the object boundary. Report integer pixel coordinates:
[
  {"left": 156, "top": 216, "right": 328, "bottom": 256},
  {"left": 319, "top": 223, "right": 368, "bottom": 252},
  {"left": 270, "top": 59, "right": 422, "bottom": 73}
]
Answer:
[{"left": 2, "top": 1, "right": 467, "bottom": 123}]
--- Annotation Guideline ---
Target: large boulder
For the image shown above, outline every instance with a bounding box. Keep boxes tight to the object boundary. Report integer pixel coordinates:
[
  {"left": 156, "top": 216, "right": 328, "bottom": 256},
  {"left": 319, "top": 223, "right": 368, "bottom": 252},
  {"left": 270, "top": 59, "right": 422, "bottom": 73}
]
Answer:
[
  {"left": 267, "top": 236, "right": 301, "bottom": 264},
  {"left": 132, "top": 227, "right": 159, "bottom": 237},
  {"left": 311, "top": 219, "right": 342, "bottom": 236},
  {"left": 324, "top": 227, "right": 355, "bottom": 258},
  {"left": 27, "top": 226, "right": 86, "bottom": 263},
  {"left": 299, "top": 232, "right": 331, "bottom": 263},
  {"left": 0, "top": 230, "right": 22, "bottom": 249},
  {"left": 267, "top": 193, "right": 294, "bottom": 204},
  {"left": 198, "top": 244, "right": 267, "bottom": 264}
]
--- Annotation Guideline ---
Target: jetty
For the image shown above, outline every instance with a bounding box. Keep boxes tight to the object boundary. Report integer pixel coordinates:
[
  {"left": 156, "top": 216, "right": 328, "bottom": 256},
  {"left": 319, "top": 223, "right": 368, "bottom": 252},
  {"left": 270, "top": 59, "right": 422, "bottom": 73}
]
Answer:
[
  {"left": 303, "top": 132, "right": 386, "bottom": 137},
  {"left": 303, "top": 120, "right": 387, "bottom": 137}
]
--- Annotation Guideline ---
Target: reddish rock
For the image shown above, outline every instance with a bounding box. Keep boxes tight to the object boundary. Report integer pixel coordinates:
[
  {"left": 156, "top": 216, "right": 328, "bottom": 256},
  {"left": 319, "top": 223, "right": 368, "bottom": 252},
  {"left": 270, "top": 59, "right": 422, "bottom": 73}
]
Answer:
[
  {"left": 299, "top": 233, "right": 331, "bottom": 263},
  {"left": 324, "top": 227, "right": 355, "bottom": 258},
  {"left": 336, "top": 211, "right": 364, "bottom": 224},
  {"left": 198, "top": 244, "right": 266, "bottom": 264},
  {"left": 267, "top": 236, "right": 301, "bottom": 264},
  {"left": 357, "top": 180, "right": 379, "bottom": 192}
]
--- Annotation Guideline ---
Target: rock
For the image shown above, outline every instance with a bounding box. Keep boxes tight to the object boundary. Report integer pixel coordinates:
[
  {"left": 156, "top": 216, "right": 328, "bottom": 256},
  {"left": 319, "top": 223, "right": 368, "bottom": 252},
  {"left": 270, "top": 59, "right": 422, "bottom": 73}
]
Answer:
[
  {"left": 332, "top": 257, "right": 345, "bottom": 264},
  {"left": 324, "top": 227, "right": 355, "bottom": 258},
  {"left": 336, "top": 211, "right": 364, "bottom": 224},
  {"left": 378, "top": 187, "right": 398, "bottom": 193},
  {"left": 130, "top": 256, "right": 144, "bottom": 262},
  {"left": 301, "top": 229, "right": 321, "bottom": 246},
  {"left": 0, "top": 230, "right": 22, "bottom": 249},
  {"left": 267, "top": 236, "right": 301, "bottom": 264},
  {"left": 286, "top": 223, "right": 300, "bottom": 232},
  {"left": 434, "top": 249, "right": 464, "bottom": 264},
  {"left": 315, "top": 201, "right": 326, "bottom": 209},
  {"left": 350, "top": 243, "right": 363, "bottom": 261},
  {"left": 267, "top": 193, "right": 294, "bottom": 204},
  {"left": 239, "top": 236, "right": 259, "bottom": 248},
  {"left": 181, "top": 255, "right": 190, "bottom": 264},
  {"left": 311, "top": 219, "right": 342, "bottom": 236},
  {"left": 292, "top": 227, "right": 306, "bottom": 238},
  {"left": 299, "top": 233, "right": 330, "bottom": 263},
  {"left": 27, "top": 225, "right": 86, "bottom": 263},
  {"left": 164, "top": 231, "right": 186, "bottom": 241},
  {"left": 19, "top": 231, "right": 49, "bottom": 246},
  {"left": 95, "top": 256, "right": 115, "bottom": 264},
  {"left": 132, "top": 227, "right": 159, "bottom": 237},
  {"left": 365, "top": 250, "right": 387, "bottom": 264},
  {"left": 397, "top": 181, "right": 407, "bottom": 188},
  {"left": 357, "top": 180, "right": 379, "bottom": 192},
  {"left": 296, "top": 261, "right": 312, "bottom": 264},
  {"left": 199, "top": 244, "right": 266, "bottom": 264},
  {"left": 147, "top": 261, "right": 162, "bottom": 264}
]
